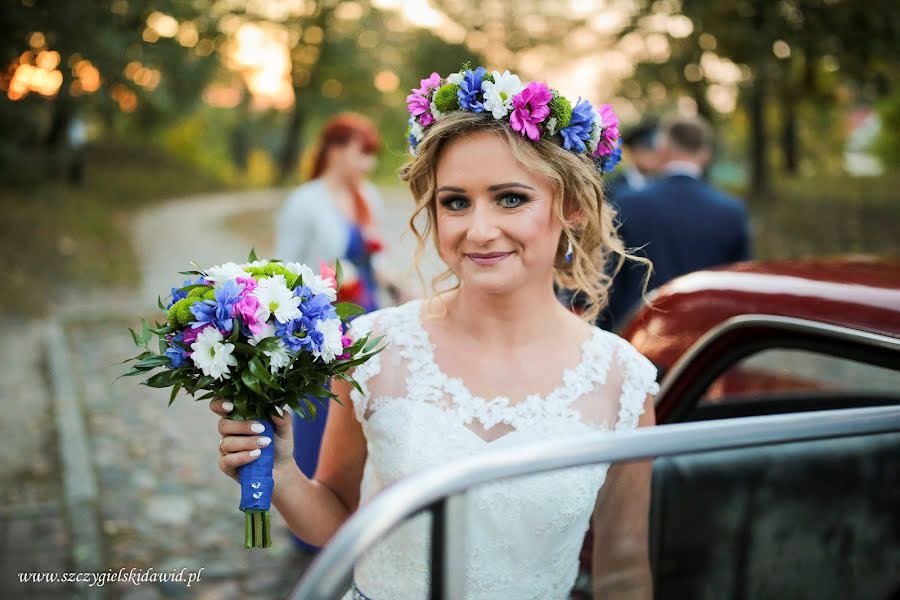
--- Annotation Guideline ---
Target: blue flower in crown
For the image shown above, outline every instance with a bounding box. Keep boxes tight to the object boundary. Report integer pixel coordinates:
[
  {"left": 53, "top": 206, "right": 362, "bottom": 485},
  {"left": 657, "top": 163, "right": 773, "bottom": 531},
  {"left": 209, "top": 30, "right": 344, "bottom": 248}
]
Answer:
[
  {"left": 559, "top": 98, "right": 594, "bottom": 154},
  {"left": 456, "top": 67, "right": 487, "bottom": 113}
]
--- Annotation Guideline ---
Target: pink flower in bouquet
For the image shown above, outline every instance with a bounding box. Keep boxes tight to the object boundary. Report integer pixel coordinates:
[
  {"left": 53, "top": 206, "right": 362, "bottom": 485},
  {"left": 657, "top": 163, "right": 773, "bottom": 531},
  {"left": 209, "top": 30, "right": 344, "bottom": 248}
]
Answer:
[
  {"left": 237, "top": 276, "right": 257, "bottom": 294},
  {"left": 233, "top": 295, "right": 265, "bottom": 335},
  {"left": 407, "top": 72, "right": 441, "bottom": 126},
  {"left": 509, "top": 81, "right": 552, "bottom": 142},
  {"left": 337, "top": 335, "right": 353, "bottom": 361},
  {"left": 319, "top": 262, "right": 338, "bottom": 290},
  {"left": 181, "top": 323, "right": 213, "bottom": 349},
  {"left": 594, "top": 104, "right": 620, "bottom": 157}
]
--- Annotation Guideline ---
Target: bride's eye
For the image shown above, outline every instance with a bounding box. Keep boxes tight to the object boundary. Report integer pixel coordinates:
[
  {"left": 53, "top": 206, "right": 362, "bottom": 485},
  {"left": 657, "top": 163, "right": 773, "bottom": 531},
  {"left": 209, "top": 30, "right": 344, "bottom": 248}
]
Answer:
[
  {"left": 439, "top": 196, "right": 469, "bottom": 211},
  {"left": 499, "top": 194, "right": 527, "bottom": 208}
]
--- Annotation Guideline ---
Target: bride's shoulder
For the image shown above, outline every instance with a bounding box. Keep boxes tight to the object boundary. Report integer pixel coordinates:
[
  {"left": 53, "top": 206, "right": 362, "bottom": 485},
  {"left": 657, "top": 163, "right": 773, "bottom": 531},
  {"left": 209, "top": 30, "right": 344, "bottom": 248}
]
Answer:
[{"left": 590, "top": 326, "right": 659, "bottom": 385}]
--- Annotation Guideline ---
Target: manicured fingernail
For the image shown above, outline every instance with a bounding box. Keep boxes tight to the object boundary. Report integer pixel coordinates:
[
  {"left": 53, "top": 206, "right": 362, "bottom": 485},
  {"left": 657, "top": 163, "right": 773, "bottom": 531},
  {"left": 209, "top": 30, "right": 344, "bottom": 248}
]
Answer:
[
  {"left": 222, "top": 401, "right": 234, "bottom": 412},
  {"left": 256, "top": 436, "right": 271, "bottom": 447},
  {"left": 250, "top": 423, "right": 265, "bottom": 433},
  {"left": 249, "top": 449, "right": 261, "bottom": 457}
]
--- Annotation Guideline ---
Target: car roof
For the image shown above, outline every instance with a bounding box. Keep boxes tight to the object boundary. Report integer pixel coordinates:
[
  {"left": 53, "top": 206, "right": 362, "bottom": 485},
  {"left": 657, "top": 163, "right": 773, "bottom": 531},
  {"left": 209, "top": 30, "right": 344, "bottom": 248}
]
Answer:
[{"left": 621, "top": 256, "right": 900, "bottom": 369}]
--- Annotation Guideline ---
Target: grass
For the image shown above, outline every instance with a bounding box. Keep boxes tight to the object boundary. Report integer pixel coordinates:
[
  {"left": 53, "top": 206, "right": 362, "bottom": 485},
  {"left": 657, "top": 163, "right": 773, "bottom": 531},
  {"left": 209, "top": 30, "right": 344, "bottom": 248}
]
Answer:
[
  {"left": 746, "top": 174, "right": 900, "bottom": 260},
  {"left": 1, "top": 142, "right": 230, "bottom": 316}
]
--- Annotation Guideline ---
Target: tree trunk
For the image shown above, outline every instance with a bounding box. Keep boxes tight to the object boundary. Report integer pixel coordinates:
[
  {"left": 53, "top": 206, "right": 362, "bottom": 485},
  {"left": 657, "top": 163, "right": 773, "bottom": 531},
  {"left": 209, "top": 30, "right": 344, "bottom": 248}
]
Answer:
[
  {"left": 748, "top": 68, "right": 770, "bottom": 199},
  {"left": 781, "top": 94, "right": 799, "bottom": 175},
  {"left": 277, "top": 92, "right": 305, "bottom": 183}
]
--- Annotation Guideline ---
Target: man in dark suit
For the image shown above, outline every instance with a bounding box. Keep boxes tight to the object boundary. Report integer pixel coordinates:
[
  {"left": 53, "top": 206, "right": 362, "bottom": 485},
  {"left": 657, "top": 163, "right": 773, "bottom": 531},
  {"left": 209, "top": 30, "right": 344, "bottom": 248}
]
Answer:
[
  {"left": 604, "top": 118, "right": 660, "bottom": 201},
  {"left": 600, "top": 114, "right": 753, "bottom": 331}
]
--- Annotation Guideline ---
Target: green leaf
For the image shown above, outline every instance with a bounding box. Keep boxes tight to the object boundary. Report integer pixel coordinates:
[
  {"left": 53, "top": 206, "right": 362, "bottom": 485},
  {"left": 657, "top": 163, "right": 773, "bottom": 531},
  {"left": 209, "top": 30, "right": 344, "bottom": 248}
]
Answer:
[
  {"left": 240, "top": 368, "right": 265, "bottom": 397},
  {"left": 335, "top": 302, "right": 365, "bottom": 320},
  {"left": 141, "top": 319, "right": 153, "bottom": 346},
  {"left": 178, "top": 270, "right": 204, "bottom": 276},
  {"left": 286, "top": 396, "right": 310, "bottom": 420},
  {"left": 249, "top": 357, "right": 282, "bottom": 391},
  {"left": 253, "top": 337, "right": 282, "bottom": 353},
  {"left": 362, "top": 334, "right": 386, "bottom": 354},
  {"left": 194, "top": 375, "right": 214, "bottom": 391},
  {"left": 232, "top": 342, "right": 258, "bottom": 356},
  {"left": 229, "top": 317, "right": 241, "bottom": 343},
  {"left": 136, "top": 355, "right": 171, "bottom": 369},
  {"left": 158, "top": 337, "right": 167, "bottom": 355},
  {"left": 248, "top": 248, "right": 258, "bottom": 263},
  {"left": 175, "top": 283, "right": 209, "bottom": 295},
  {"left": 157, "top": 296, "right": 166, "bottom": 310},
  {"left": 129, "top": 327, "right": 144, "bottom": 348},
  {"left": 194, "top": 390, "right": 217, "bottom": 402},
  {"left": 303, "top": 397, "right": 318, "bottom": 420},
  {"left": 150, "top": 323, "right": 176, "bottom": 335},
  {"left": 335, "top": 259, "right": 344, "bottom": 290},
  {"left": 145, "top": 370, "right": 178, "bottom": 388},
  {"left": 168, "top": 383, "right": 182, "bottom": 406}
]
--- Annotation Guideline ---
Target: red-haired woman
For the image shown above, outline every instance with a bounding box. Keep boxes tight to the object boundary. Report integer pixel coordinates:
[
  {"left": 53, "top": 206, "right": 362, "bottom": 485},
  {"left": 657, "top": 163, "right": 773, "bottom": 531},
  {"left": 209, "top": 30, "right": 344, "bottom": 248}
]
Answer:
[{"left": 275, "top": 112, "right": 401, "bottom": 553}]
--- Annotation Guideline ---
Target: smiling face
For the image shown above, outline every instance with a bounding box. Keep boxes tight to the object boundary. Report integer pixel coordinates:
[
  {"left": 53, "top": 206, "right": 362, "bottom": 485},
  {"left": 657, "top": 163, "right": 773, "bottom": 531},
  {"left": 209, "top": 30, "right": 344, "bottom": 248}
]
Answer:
[{"left": 434, "top": 131, "right": 563, "bottom": 295}]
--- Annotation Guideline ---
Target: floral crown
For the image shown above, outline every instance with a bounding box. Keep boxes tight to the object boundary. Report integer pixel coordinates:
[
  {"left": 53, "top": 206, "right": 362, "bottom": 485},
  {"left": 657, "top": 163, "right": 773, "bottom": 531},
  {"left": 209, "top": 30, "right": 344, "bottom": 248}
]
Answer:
[{"left": 405, "top": 64, "right": 622, "bottom": 175}]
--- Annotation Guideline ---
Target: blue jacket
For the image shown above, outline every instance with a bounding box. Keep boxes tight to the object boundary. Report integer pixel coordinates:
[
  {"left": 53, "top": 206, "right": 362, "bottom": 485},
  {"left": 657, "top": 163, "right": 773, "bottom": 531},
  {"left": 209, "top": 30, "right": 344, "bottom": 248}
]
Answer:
[{"left": 600, "top": 174, "right": 752, "bottom": 330}]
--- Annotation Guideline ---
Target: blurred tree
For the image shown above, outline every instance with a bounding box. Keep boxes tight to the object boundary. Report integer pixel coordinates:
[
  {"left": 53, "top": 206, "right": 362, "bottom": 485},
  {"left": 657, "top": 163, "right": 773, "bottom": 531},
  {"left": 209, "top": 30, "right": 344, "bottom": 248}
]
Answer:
[
  {"left": 0, "top": 0, "right": 219, "bottom": 181},
  {"left": 619, "top": 0, "right": 899, "bottom": 197}
]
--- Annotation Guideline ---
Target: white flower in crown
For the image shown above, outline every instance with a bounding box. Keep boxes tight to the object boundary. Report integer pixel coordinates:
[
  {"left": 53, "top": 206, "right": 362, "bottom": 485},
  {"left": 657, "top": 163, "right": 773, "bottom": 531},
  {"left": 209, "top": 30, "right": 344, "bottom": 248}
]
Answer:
[
  {"left": 430, "top": 100, "right": 446, "bottom": 121},
  {"left": 252, "top": 274, "right": 302, "bottom": 324},
  {"left": 446, "top": 72, "right": 464, "bottom": 86},
  {"left": 283, "top": 262, "right": 337, "bottom": 301},
  {"left": 313, "top": 317, "right": 345, "bottom": 364},
  {"left": 545, "top": 116, "right": 559, "bottom": 136},
  {"left": 249, "top": 322, "right": 292, "bottom": 373},
  {"left": 481, "top": 70, "right": 525, "bottom": 119},
  {"left": 409, "top": 119, "right": 425, "bottom": 143},
  {"left": 204, "top": 262, "right": 250, "bottom": 286},
  {"left": 588, "top": 107, "right": 603, "bottom": 155},
  {"left": 190, "top": 327, "right": 238, "bottom": 380}
]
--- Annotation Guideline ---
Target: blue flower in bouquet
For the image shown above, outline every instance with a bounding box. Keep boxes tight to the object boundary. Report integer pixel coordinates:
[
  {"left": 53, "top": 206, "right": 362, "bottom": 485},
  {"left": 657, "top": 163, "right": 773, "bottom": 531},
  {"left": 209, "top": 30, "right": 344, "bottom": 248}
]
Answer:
[
  {"left": 295, "top": 287, "right": 337, "bottom": 322},
  {"left": 190, "top": 279, "right": 242, "bottom": 332},
  {"left": 276, "top": 316, "right": 323, "bottom": 353},
  {"left": 559, "top": 98, "right": 594, "bottom": 153},
  {"left": 164, "top": 331, "right": 190, "bottom": 368}
]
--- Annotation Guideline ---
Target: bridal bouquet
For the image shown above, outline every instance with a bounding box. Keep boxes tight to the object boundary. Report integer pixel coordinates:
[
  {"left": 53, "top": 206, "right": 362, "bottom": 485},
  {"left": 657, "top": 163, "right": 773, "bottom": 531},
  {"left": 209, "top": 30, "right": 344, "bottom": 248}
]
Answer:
[{"left": 121, "top": 251, "right": 384, "bottom": 548}]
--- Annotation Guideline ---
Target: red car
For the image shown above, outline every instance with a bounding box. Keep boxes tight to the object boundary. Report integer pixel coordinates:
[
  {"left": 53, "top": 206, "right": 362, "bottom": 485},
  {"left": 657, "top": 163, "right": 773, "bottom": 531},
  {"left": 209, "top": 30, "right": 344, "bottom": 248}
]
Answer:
[{"left": 576, "top": 256, "right": 900, "bottom": 599}]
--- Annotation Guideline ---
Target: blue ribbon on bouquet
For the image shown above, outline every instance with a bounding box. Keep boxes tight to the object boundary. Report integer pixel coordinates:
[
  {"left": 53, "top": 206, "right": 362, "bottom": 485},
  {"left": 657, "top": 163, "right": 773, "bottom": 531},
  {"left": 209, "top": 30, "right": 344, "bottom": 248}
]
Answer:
[{"left": 237, "top": 418, "right": 275, "bottom": 512}]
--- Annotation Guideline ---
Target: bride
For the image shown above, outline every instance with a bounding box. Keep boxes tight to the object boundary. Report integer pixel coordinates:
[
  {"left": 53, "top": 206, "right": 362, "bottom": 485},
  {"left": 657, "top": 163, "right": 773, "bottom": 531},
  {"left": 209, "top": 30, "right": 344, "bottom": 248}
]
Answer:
[{"left": 212, "top": 66, "right": 659, "bottom": 599}]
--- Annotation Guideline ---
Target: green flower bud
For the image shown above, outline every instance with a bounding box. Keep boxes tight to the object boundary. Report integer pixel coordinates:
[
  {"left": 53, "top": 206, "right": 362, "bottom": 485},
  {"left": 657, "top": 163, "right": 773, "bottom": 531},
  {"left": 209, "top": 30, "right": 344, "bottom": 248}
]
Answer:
[
  {"left": 187, "top": 286, "right": 207, "bottom": 300},
  {"left": 433, "top": 84, "right": 460, "bottom": 113},
  {"left": 549, "top": 94, "right": 573, "bottom": 131},
  {"left": 175, "top": 298, "right": 195, "bottom": 326},
  {"left": 202, "top": 288, "right": 216, "bottom": 301}
]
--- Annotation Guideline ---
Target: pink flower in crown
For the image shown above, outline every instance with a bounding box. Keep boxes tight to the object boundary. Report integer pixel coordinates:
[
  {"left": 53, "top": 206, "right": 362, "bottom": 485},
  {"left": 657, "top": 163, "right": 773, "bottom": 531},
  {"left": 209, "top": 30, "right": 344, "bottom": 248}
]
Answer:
[
  {"left": 406, "top": 72, "right": 441, "bottom": 127},
  {"left": 509, "top": 81, "right": 553, "bottom": 142},
  {"left": 594, "top": 104, "right": 620, "bottom": 157}
]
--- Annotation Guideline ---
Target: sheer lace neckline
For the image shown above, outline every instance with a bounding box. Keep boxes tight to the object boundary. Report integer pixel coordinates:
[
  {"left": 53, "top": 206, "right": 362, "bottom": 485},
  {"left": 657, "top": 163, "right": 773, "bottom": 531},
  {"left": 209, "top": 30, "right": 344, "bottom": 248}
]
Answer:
[{"left": 412, "top": 299, "right": 602, "bottom": 408}]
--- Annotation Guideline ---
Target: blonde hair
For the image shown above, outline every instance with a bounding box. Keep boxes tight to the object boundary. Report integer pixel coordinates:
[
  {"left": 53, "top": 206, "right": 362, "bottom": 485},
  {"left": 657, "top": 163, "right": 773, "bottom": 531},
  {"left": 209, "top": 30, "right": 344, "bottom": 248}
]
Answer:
[{"left": 399, "top": 111, "right": 651, "bottom": 323}]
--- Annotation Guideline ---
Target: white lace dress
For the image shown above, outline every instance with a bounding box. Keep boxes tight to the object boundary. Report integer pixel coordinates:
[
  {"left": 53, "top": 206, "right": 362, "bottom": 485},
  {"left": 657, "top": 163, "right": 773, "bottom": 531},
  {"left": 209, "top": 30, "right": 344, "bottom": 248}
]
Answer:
[{"left": 340, "top": 299, "right": 660, "bottom": 600}]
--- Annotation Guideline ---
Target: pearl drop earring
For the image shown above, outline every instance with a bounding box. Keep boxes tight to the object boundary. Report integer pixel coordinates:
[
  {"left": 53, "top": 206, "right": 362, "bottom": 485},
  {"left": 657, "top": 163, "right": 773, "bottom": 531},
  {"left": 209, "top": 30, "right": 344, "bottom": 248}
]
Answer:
[{"left": 565, "top": 240, "right": 574, "bottom": 264}]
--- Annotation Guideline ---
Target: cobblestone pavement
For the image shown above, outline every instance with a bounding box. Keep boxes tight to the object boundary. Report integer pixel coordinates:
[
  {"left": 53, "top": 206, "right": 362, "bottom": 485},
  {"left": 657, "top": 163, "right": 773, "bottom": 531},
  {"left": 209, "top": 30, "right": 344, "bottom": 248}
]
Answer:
[{"left": 0, "top": 319, "right": 69, "bottom": 599}]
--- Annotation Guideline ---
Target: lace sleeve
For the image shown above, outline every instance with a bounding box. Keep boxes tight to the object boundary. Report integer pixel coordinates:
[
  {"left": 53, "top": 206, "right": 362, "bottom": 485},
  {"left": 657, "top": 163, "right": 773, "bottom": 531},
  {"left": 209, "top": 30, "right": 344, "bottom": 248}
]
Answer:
[
  {"left": 346, "top": 311, "right": 384, "bottom": 424},
  {"left": 613, "top": 340, "right": 660, "bottom": 432}
]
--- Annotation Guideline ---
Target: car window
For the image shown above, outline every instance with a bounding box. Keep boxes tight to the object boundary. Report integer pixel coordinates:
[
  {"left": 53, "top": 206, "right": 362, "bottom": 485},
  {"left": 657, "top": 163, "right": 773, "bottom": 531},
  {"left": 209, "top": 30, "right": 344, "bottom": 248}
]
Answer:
[{"left": 700, "top": 348, "right": 900, "bottom": 405}]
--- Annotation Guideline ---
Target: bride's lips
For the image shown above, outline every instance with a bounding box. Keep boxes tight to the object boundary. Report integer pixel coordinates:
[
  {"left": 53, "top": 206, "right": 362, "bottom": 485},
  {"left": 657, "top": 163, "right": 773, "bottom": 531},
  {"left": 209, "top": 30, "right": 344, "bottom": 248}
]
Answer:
[{"left": 466, "top": 252, "right": 512, "bottom": 266}]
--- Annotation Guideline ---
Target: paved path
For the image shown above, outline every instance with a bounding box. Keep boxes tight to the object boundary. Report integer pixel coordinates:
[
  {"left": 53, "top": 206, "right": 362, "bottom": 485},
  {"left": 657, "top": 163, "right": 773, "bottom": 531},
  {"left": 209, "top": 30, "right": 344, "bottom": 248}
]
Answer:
[{"left": 6, "top": 186, "right": 444, "bottom": 599}]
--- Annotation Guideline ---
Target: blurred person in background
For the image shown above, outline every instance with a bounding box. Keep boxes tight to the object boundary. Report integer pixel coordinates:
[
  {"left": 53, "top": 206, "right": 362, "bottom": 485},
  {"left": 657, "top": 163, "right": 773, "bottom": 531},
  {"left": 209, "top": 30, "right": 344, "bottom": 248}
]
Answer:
[
  {"left": 604, "top": 118, "right": 660, "bottom": 201},
  {"left": 274, "top": 112, "right": 404, "bottom": 553},
  {"left": 600, "top": 114, "right": 752, "bottom": 331}
]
